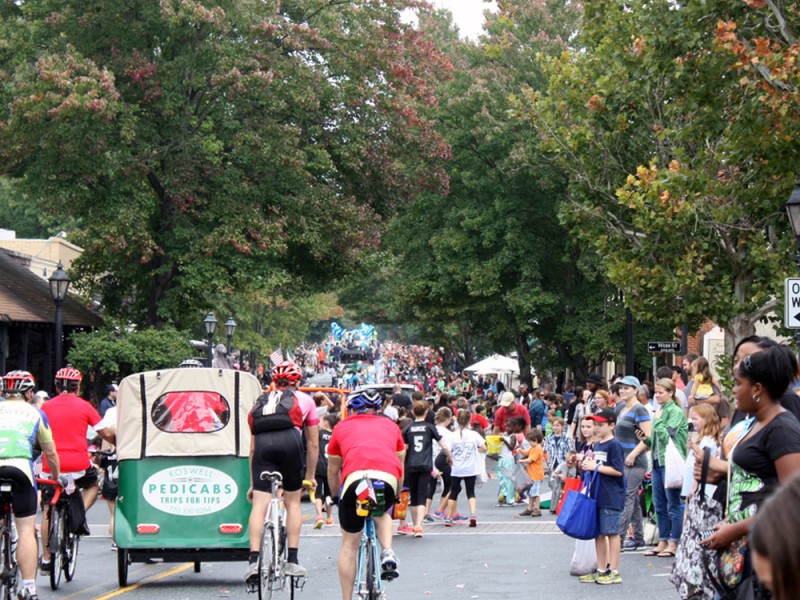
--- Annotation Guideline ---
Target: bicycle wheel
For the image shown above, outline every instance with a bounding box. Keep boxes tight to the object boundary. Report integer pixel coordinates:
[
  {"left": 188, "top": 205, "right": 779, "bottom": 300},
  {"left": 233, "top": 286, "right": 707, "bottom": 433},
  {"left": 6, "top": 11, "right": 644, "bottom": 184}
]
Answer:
[
  {"left": 49, "top": 508, "right": 65, "bottom": 590},
  {"left": 257, "top": 522, "right": 276, "bottom": 600},
  {"left": 365, "top": 536, "right": 380, "bottom": 600},
  {"left": 2, "top": 523, "right": 19, "bottom": 600},
  {"left": 63, "top": 526, "right": 79, "bottom": 581}
]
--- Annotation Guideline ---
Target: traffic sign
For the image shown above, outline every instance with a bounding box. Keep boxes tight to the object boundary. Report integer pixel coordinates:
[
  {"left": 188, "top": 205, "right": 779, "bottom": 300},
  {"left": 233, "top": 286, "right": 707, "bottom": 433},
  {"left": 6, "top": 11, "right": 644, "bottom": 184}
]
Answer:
[
  {"left": 785, "top": 278, "right": 800, "bottom": 329},
  {"left": 648, "top": 341, "right": 681, "bottom": 353}
]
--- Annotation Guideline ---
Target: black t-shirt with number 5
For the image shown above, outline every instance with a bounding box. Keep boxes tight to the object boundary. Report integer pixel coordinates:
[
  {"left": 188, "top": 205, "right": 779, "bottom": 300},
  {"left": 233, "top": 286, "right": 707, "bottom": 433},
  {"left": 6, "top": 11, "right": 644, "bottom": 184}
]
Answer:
[{"left": 402, "top": 420, "right": 442, "bottom": 473}]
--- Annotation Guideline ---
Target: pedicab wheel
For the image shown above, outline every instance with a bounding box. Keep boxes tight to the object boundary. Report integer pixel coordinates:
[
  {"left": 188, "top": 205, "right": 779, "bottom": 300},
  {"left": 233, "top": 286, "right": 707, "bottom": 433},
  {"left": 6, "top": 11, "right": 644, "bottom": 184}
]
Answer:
[
  {"left": 49, "top": 509, "right": 65, "bottom": 590},
  {"left": 117, "top": 548, "right": 130, "bottom": 587},
  {"left": 194, "top": 561, "right": 201, "bottom": 573},
  {"left": 63, "top": 530, "right": 79, "bottom": 581}
]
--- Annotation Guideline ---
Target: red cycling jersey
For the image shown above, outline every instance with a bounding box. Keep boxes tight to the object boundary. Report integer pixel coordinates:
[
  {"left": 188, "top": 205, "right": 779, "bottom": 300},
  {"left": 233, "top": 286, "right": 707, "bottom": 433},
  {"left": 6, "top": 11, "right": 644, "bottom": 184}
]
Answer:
[
  {"left": 41, "top": 393, "right": 102, "bottom": 473},
  {"left": 327, "top": 414, "right": 404, "bottom": 483}
]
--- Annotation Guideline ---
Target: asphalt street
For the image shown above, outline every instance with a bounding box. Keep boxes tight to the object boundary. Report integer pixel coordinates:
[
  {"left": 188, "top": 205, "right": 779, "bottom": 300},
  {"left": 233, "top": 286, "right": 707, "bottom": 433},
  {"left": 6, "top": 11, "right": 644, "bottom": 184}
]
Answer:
[{"left": 42, "top": 471, "right": 678, "bottom": 600}]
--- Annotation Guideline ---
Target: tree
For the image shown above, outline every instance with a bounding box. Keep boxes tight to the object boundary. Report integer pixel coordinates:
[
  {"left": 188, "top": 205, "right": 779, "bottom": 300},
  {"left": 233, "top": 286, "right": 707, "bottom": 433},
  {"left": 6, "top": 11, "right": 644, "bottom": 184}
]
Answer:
[
  {"left": 515, "top": 0, "right": 800, "bottom": 350},
  {"left": 0, "top": 0, "right": 452, "bottom": 328}
]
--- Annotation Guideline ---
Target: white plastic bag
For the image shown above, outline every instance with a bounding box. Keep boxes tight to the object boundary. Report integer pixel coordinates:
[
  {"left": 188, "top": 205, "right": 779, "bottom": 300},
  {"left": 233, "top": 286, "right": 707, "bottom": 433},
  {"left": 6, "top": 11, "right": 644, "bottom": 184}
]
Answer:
[
  {"left": 664, "top": 437, "right": 684, "bottom": 489},
  {"left": 570, "top": 538, "right": 597, "bottom": 576},
  {"left": 476, "top": 452, "right": 488, "bottom": 485}
]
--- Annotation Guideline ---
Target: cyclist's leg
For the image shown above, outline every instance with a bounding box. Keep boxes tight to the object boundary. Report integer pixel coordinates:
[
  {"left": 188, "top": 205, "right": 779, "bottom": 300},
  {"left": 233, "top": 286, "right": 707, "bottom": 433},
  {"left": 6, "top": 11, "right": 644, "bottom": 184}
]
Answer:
[
  {"left": 15, "top": 515, "right": 37, "bottom": 580},
  {"left": 374, "top": 513, "right": 394, "bottom": 554},
  {"left": 282, "top": 488, "right": 302, "bottom": 550},
  {"left": 247, "top": 491, "right": 271, "bottom": 552},
  {"left": 336, "top": 530, "right": 360, "bottom": 600},
  {"left": 40, "top": 502, "right": 52, "bottom": 563}
]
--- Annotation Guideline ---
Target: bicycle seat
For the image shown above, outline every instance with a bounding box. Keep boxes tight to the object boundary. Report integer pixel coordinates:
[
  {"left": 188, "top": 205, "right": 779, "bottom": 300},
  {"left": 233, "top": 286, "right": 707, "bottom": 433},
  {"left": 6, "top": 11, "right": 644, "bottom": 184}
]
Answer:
[
  {"left": 259, "top": 470, "right": 283, "bottom": 483},
  {"left": 0, "top": 478, "right": 15, "bottom": 494}
]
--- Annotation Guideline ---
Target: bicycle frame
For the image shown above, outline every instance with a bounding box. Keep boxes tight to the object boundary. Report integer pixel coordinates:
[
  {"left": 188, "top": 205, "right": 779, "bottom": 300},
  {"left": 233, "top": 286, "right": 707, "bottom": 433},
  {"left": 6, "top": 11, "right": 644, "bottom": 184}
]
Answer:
[
  {"left": 354, "top": 514, "right": 383, "bottom": 600},
  {"left": 0, "top": 481, "right": 19, "bottom": 600}
]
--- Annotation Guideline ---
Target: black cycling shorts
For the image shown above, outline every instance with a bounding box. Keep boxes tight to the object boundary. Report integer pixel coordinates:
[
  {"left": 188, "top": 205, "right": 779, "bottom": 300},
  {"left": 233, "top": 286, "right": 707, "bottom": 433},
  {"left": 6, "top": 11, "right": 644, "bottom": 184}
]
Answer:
[
  {"left": 338, "top": 479, "right": 397, "bottom": 534},
  {"left": 40, "top": 466, "right": 100, "bottom": 507},
  {"left": 252, "top": 428, "right": 305, "bottom": 493},
  {"left": 0, "top": 466, "right": 37, "bottom": 518}
]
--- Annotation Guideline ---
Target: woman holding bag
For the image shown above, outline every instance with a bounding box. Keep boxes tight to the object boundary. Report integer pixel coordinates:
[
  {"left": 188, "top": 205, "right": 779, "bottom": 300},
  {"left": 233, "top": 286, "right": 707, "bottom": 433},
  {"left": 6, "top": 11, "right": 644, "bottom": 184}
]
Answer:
[
  {"left": 701, "top": 345, "right": 800, "bottom": 600},
  {"left": 638, "top": 377, "right": 688, "bottom": 558}
]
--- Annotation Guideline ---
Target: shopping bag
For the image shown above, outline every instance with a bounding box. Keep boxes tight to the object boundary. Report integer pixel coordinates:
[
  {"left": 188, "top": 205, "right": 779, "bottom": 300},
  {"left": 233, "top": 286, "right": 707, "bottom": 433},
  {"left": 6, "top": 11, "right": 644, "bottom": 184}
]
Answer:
[
  {"left": 476, "top": 452, "right": 488, "bottom": 485},
  {"left": 513, "top": 462, "right": 533, "bottom": 491},
  {"left": 665, "top": 437, "right": 684, "bottom": 489},
  {"left": 570, "top": 538, "right": 598, "bottom": 576},
  {"left": 556, "top": 471, "right": 598, "bottom": 540},
  {"left": 556, "top": 477, "right": 581, "bottom": 515}
]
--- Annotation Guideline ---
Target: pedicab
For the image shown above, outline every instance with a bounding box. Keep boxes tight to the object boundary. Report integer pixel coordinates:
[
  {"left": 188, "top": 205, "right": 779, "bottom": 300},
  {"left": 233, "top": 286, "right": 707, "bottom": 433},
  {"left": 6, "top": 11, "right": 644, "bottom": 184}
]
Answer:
[{"left": 114, "top": 367, "right": 260, "bottom": 586}]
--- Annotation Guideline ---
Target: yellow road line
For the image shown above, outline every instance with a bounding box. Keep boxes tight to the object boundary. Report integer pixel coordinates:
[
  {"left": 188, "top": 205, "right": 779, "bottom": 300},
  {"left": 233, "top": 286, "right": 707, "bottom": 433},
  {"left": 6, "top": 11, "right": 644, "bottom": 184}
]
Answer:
[{"left": 93, "top": 563, "right": 193, "bottom": 599}]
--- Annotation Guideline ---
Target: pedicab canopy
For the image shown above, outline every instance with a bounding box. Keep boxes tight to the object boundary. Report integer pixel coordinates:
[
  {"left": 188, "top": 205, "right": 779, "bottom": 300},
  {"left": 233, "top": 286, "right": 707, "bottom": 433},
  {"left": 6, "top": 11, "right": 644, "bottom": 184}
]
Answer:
[{"left": 116, "top": 368, "right": 261, "bottom": 460}]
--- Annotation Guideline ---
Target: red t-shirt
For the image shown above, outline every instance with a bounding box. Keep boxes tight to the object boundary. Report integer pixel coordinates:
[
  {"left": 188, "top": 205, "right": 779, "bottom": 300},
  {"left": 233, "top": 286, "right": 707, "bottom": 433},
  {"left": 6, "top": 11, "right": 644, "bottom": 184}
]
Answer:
[
  {"left": 41, "top": 393, "right": 102, "bottom": 473},
  {"left": 327, "top": 414, "right": 404, "bottom": 483},
  {"left": 471, "top": 414, "right": 489, "bottom": 430},
  {"left": 493, "top": 403, "right": 531, "bottom": 432}
]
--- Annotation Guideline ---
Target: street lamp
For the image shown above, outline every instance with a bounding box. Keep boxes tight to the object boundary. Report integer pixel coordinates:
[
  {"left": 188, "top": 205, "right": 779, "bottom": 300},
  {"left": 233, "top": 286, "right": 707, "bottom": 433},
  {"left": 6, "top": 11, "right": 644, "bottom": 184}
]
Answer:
[
  {"left": 204, "top": 311, "right": 217, "bottom": 367},
  {"left": 49, "top": 261, "right": 71, "bottom": 373},
  {"left": 785, "top": 181, "right": 800, "bottom": 352},
  {"left": 224, "top": 316, "right": 237, "bottom": 356}
]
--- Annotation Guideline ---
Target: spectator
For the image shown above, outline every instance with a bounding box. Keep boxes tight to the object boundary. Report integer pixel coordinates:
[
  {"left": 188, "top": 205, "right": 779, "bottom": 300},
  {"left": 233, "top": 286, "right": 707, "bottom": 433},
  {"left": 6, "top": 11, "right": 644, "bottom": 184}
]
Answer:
[
  {"left": 492, "top": 392, "right": 531, "bottom": 435},
  {"left": 97, "top": 383, "right": 118, "bottom": 418}
]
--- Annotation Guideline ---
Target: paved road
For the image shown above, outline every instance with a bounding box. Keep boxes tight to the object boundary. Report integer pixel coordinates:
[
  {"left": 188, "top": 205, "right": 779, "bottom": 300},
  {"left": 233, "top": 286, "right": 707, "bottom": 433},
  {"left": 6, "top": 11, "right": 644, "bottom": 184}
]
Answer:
[{"left": 40, "top": 473, "right": 678, "bottom": 600}]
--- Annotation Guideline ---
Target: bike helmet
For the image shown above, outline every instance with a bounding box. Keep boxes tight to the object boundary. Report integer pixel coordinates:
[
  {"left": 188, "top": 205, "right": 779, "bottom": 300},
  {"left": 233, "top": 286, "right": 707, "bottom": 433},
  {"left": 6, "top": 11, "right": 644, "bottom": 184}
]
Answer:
[
  {"left": 179, "top": 359, "right": 205, "bottom": 368},
  {"left": 346, "top": 390, "right": 383, "bottom": 412},
  {"left": 3, "top": 370, "right": 36, "bottom": 394},
  {"left": 272, "top": 360, "right": 303, "bottom": 386},
  {"left": 54, "top": 366, "right": 82, "bottom": 390}
]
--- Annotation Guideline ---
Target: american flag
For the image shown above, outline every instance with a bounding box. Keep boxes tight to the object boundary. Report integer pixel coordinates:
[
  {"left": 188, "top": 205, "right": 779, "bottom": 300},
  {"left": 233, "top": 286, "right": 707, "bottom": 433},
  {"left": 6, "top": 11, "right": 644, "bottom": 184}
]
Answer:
[{"left": 269, "top": 348, "right": 282, "bottom": 365}]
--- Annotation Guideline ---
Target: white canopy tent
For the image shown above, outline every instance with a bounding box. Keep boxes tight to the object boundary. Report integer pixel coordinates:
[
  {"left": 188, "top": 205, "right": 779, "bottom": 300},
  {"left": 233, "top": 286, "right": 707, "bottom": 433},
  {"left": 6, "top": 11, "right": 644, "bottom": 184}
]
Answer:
[{"left": 464, "top": 354, "right": 520, "bottom": 391}]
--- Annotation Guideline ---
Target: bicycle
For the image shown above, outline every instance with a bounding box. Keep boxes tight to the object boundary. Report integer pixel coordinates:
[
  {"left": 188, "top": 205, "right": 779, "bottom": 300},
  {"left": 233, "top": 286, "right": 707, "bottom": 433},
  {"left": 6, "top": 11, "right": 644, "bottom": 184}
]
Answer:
[
  {"left": 248, "top": 471, "right": 306, "bottom": 600},
  {"left": 353, "top": 482, "right": 398, "bottom": 600},
  {"left": 0, "top": 479, "right": 20, "bottom": 600},
  {"left": 36, "top": 478, "right": 80, "bottom": 591}
]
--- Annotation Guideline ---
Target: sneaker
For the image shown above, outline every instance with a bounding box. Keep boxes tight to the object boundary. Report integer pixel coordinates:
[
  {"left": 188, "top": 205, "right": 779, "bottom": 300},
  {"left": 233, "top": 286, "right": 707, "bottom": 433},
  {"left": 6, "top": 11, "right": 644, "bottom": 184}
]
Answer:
[
  {"left": 579, "top": 570, "right": 602, "bottom": 583},
  {"left": 518, "top": 508, "right": 533, "bottom": 517},
  {"left": 422, "top": 514, "right": 435, "bottom": 523},
  {"left": 111, "top": 542, "right": 118, "bottom": 550},
  {"left": 244, "top": 561, "right": 259, "bottom": 584},
  {"left": 326, "top": 517, "right": 334, "bottom": 526},
  {"left": 284, "top": 562, "right": 307, "bottom": 577},
  {"left": 380, "top": 548, "right": 399, "bottom": 581},
  {"left": 37, "top": 558, "right": 51, "bottom": 574},
  {"left": 469, "top": 516, "right": 476, "bottom": 528},
  {"left": 433, "top": 511, "right": 446, "bottom": 521},
  {"left": 17, "top": 589, "right": 38, "bottom": 600},
  {"left": 530, "top": 508, "right": 542, "bottom": 517},
  {"left": 596, "top": 570, "right": 622, "bottom": 585},
  {"left": 621, "top": 539, "right": 641, "bottom": 552},
  {"left": 314, "top": 517, "right": 324, "bottom": 529},
  {"left": 412, "top": 527, "right": 423, "bottom": 538},
  {"left": 444, "top": 518, "right": 453, "bottom": 527},
  {"left": 452, "top": 514, "right": 467, "bottom": 522},
  {"left": 396, "top": 524, "right": 413, "bottom": 535}
]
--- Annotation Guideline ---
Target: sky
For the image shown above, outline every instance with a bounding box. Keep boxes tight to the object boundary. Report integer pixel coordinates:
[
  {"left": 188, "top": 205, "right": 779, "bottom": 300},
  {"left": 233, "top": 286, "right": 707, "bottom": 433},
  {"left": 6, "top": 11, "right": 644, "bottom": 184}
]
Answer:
[{"left": 430, "top": 0, "right": 498, "bottom": 40}]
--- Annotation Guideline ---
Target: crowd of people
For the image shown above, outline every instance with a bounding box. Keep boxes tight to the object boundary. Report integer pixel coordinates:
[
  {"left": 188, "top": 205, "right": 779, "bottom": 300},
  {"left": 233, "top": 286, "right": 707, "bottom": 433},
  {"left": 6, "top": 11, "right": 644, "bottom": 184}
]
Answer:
[{"left": 5, "top": 335, "right": 800, "bottom": 599}]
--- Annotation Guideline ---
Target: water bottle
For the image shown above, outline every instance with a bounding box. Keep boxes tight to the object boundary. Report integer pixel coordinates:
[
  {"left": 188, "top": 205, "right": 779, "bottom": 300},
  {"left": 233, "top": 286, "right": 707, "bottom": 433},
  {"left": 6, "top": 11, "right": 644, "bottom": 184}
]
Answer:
[{"left": 373, "top": 480, "right": 385, "bottom": 517}]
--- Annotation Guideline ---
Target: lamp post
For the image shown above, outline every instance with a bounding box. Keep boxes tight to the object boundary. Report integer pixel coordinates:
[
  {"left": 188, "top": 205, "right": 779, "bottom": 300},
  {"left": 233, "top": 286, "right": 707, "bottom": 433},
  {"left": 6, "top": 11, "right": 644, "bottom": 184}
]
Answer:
[
  {"left": 204, "top": 311, "right": 217, "bottom": 367},
  {"left": 224, "top": 316, "right": 237, "bottom": 356},
  {"left": 49, "top": 261, "right": 71, "bottom": 373},
  {"left": 675, "top": 295, "right": 688, "bottom": 356},
  {"left": 785, "top": 181, "right": 800, "bottom": 353}
]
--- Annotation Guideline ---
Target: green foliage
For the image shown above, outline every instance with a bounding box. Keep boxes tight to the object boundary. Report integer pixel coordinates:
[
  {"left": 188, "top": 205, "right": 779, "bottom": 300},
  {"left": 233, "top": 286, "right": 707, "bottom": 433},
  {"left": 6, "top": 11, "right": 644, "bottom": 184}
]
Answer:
[{"left": 66, "top": 326, "right": 194, "bottom": 395}]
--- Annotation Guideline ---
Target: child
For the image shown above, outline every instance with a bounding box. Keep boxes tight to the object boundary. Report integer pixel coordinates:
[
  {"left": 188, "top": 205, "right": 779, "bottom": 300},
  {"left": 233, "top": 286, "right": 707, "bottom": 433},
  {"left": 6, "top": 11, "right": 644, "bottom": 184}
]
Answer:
[
  {"left": 683, "top": 403, "right": 721, "bottom": 498},
  {"left": 575, "top": 416, "right": 597, "bottom": 475},
  {"left": 518, "top": 429, "right": 545, "bottom": 517},
  {"left": 578, "top": 409, "right": 626, "bottom": 585},
  {"left": 550, "top": 450, "right": 578, "bottom": 514},
  {"left": 543, "top": 417, "right": 574, "bottom": 477},
  {"left": 314, "top": 413, "right": 338, "bottom": 528},
  {"left": 496, "top": 419, "right": 517, "bottom": 506}
]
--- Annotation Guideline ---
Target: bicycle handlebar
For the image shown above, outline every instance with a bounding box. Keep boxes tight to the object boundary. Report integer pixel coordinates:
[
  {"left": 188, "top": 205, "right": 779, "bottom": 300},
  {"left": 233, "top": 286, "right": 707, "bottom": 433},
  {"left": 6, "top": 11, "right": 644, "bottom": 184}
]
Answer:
[{"left": 35, "top": 477, "right": 63, "bottom": 505}]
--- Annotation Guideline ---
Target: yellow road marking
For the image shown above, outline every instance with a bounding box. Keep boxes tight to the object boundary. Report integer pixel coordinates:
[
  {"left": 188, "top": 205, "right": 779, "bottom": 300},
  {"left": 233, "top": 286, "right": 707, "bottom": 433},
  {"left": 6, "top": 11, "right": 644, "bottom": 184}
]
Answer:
[{"left": 93, "top": 563, "right": 193, "bottom": 599}]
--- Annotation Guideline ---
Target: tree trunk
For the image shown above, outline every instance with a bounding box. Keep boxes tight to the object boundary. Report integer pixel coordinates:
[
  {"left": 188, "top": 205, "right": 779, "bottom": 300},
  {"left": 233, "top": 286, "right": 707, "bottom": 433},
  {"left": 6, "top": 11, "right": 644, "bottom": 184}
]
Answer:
[{"left": 515, "top": 329, "right": 532, "bottom": 388}]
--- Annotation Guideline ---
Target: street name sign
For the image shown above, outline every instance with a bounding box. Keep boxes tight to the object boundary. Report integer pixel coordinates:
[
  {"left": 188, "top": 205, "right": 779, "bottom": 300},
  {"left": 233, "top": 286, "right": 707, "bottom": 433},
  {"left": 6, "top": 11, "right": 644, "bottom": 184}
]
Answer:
[
  {"left": 785, "top": 278, "right": 800, "bottom": 329},
  {"left": 647, "top": 341, "right": 682, "bottom": 353}
]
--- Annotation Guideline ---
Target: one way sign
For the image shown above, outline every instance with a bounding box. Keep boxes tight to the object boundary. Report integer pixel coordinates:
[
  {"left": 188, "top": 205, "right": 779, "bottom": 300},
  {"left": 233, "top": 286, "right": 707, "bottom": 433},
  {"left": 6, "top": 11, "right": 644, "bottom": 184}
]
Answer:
[{"left": 786, "top": 278, "right": 800, "bottom": 329}]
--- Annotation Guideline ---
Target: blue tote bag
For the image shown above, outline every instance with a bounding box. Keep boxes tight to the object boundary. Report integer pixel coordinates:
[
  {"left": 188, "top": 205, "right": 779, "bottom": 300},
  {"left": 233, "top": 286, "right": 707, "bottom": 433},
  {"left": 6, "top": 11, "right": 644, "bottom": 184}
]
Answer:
[{"left": 556, "top": 469, "right": 598, "bottom": 540}]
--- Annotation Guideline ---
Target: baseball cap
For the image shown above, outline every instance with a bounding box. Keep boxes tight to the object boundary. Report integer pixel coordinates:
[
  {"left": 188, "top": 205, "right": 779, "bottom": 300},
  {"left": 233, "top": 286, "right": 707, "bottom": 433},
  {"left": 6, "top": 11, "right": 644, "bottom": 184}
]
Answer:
[
  {"left": 586, "top": 408, "right": 616, "bottom": 424},
  {"left": 108, "top": 383, "right": 119, "bottom": 393},
  {"left": 619, "top": 375, "right": 641, "bottom": 388},
  {"left": 35, "top": 390, "right": 49, "bottom": 401},
  {"left": 586, "top": 373, "right": 603, "bottom": 385},
  {"left": 499, "top": 392, "right": 515, "bottom": 407}
]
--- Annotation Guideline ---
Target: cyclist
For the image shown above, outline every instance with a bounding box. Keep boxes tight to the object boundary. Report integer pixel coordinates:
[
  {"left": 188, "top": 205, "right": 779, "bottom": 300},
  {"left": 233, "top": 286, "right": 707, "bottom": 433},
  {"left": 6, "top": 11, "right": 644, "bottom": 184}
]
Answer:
[
  {"left": 245, "top": 360, "right": 318, "bottom": 584},
  {"left": 327, "top": 390, "right": 406, "bottom": 600},
  {"left": 39, "top": 366, "right": 115, "bottom": 575},
  {"left": 0, "top": 371, "right": 61, "bottom": 600}
]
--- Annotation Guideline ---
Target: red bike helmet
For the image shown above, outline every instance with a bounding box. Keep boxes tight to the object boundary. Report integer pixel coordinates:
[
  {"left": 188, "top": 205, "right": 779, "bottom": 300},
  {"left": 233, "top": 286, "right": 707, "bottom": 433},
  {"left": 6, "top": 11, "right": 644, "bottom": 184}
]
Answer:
[
  {"left": 55, "top": 366, "right": 82, "bottom": 390},
  {"left": 272, "top": 360, "right": 302, "bottom": 387},
  {"left": 3, "top": 370, "right": 36, "bottom": 394}
]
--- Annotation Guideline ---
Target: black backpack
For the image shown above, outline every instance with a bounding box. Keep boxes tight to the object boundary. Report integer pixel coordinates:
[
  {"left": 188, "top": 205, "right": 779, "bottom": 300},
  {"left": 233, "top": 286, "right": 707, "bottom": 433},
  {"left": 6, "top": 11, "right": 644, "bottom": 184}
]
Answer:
[{"left": 251, "top": 389, "right": 296, "bottom": 433}]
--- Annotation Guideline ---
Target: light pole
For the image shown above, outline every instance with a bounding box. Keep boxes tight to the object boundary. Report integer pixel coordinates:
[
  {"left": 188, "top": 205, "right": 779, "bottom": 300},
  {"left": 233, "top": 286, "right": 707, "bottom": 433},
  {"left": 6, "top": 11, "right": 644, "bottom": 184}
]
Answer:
[
  {"left": 785, "top": 181, "right": 800, "bottom": 353},
  {"left": 204, "top": 311, "right": 217, "bottom": 367},
  {"left": 49, "top": 261, "right": 71, "bottom": 373},
  {"left": 224, "top": 316, "right": 237, "bottom": 356},
  {"left": 675, "top": 295, "right": 688, "bottom": 356}
]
